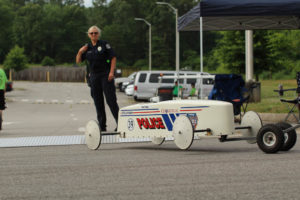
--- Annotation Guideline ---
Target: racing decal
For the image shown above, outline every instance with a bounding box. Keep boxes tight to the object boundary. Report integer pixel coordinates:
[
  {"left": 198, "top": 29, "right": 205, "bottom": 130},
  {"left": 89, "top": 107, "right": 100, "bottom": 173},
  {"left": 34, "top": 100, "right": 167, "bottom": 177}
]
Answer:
[
  {"left": 186, "top": 113, "right": 198, "bottom": 129},
  {"left": 127, "top": 118, "right": 134, "bottom": 131},
  {"left": 161, "top": 114, "right": 173, "bottom": 131},
  {"left": 180, "top": 106, "right": 209, "bottom": 109},
  {"left": 161, "top": 109, "right": 179, "bottom": 114},
  {"left": 120, "top": 108, "right": 201, "bottom": 131},
  {"left": 180, "top": 106, "right": 209, "bottom": 112},
  {"left": 169, "top": 113, "right": 176, "bottom": 123},
  {"left": 121, "top": 108, "right": 160, "bottom": 115},
  {"left": 136, "top": 117, "right": 165, "bottom": 130}
]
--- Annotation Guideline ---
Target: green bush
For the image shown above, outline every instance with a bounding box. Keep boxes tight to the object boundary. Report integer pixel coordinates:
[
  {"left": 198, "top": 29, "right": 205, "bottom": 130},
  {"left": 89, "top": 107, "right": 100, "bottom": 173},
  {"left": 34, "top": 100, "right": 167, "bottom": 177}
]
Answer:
[
  {"left": 3, "top": 45, "right": 28, "bottom": 72},
  {"left": 133, "top": 59, "right": 148, "bottom": 70},
  {"left": 41, "top": 56, "right": 55, "bottom": 66}
]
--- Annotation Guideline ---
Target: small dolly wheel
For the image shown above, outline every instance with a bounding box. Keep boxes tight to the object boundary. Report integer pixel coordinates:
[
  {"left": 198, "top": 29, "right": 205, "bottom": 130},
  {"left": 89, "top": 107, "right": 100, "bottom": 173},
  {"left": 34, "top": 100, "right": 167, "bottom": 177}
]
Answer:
[
  {"left": 152, "top": 137, "right": 165, "bottom": 145},
  {"left": 276, "top": 122, "right": 297, "bottom": 151},
  {"left": 173, "top": 115, "right": 194, "bottom": 150},
  {"left": 85, "top": 120, "right": 101, "bottom": 150},
  {"left": 257, "top": 124, "right": 284, "bottom": 153}
]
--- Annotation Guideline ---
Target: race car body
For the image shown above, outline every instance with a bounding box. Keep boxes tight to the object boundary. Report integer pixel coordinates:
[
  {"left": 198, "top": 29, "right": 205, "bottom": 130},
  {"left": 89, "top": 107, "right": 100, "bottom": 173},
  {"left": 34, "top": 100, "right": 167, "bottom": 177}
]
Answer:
[{"left": 118, "top": 100, "right": 234, "bottom": 139}]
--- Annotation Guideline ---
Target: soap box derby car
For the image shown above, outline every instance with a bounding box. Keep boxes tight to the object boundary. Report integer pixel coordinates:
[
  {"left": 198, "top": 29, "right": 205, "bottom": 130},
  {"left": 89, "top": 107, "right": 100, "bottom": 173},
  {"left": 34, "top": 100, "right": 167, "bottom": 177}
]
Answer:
[{"left": 85, "top": 100, "right": 297, "bottom": 153}]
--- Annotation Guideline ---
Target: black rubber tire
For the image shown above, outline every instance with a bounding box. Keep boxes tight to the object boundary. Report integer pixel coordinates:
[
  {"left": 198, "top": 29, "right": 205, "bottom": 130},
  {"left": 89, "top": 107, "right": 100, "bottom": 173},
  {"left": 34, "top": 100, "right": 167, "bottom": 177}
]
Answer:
[
  {"left": 276, "top": 122, "right": 297, "bottom": 151},
  {"left": 257, "top": 124, "right": 284, "bottom": 153},
  {"left": 118, "top": 83, "right": 123, "bottom": 91}
]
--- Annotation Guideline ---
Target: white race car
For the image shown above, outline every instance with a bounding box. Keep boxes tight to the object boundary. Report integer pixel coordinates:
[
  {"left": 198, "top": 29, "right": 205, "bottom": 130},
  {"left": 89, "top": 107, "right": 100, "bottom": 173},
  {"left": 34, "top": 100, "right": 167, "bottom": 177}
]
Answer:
[{"left": 85, "top": 100, "right": 297, "bottom": 153}]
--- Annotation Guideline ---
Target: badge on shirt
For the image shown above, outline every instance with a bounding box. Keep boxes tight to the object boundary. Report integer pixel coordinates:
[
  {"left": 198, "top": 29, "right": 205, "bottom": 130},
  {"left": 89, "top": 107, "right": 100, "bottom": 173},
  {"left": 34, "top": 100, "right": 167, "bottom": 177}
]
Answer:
[
  {"left": 97, "top": 46, "right": 102, "bottom": 52},
  {"left": 106, "top": 44, "right": 111, "bottom": 49}
]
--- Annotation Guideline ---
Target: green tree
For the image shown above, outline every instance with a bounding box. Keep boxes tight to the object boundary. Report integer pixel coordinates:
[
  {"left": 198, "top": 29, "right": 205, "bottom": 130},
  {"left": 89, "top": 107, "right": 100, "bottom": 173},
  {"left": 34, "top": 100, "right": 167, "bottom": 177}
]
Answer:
[
  {"left": 267, "top": 31, "right": 297, "bottom": 75},
  {"left": 213, "top": 31, "right": 245, "bottom": 74},
  {"left": 55, "top": 4, "right": 87, "bottom": 62},
  {"left": 0, "top": 0, "right": 14, "bottom": 63},
  {"left": 3, "top": 45, "right": 28, "bottom": 72},
  {"left": 12, "top": 3, "right": 44, "bottom": 62},
  {"left": 41, "top": 56, "right": 55, "bottom": 66}
]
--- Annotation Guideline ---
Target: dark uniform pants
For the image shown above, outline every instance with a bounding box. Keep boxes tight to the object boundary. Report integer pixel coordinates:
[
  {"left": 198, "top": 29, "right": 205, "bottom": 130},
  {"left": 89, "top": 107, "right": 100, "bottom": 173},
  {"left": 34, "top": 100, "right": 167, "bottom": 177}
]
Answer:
[{"left": 90, "top": 73, "right": 119, "bottom": 131}]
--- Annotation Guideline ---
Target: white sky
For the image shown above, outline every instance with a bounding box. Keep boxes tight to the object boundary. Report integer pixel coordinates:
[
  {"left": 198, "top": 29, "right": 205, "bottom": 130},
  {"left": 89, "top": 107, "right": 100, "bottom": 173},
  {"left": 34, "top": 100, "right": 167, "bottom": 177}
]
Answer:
[
  {"left": 84, "top": 0, "right": 111, "bottom": 7},
  {"left": 84, "top": 0, "right": 93, "bottom": 7}
]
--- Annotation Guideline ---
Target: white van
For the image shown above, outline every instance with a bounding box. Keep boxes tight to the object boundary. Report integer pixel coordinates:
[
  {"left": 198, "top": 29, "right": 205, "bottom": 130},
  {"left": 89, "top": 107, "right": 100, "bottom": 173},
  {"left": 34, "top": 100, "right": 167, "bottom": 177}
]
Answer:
[
  {"left": 160, "top": 73, "right": 215, "bottom": 99},
  {"left": 133, "top": 70, "right": 214, "bottom": 101},
  {"left": 133, "top": 71, "right": 175, "bottom": 100}
]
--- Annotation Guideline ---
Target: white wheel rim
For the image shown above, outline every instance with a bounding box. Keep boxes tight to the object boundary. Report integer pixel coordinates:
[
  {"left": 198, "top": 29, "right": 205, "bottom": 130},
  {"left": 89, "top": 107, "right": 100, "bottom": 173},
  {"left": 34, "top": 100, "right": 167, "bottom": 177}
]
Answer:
[
  {"left": 241, "top": 111, "right": 262, "bottom": 144},
  {"left": 85, "top": 120, "right": 101, "bottom": 150},
  {"left": 173, "top": 115, "right": 194, "bottom": 150},
  {"left": 263, "top": 131, "right": 276, "bottom": 147},
  {"left": 152, "top": 137, "right": 165, "bottom": 145}
]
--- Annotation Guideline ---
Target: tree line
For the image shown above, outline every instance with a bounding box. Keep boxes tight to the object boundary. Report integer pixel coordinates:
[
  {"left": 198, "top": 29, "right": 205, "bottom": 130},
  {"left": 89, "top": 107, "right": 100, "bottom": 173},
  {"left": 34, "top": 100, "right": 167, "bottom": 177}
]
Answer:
[{"left": 1, "top": 0, "right": 300, "bottom": 79}]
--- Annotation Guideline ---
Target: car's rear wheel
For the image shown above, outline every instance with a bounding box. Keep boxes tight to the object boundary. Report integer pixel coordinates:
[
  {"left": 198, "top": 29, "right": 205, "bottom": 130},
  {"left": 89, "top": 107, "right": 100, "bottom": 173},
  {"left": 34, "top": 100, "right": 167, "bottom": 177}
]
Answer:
[
  {"left": 257, "top": 124, "right": 284, "bottom": 153},
  {"left": 276, "top": 122, "right": 297, "bottom": 151}
]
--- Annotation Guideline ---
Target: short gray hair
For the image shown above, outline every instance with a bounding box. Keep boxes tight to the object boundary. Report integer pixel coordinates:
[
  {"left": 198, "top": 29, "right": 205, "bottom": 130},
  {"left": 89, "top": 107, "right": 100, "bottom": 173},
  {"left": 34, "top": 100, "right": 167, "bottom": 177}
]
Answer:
[{"left": 87, "top": 25, "right": 101, "bottom": 36}]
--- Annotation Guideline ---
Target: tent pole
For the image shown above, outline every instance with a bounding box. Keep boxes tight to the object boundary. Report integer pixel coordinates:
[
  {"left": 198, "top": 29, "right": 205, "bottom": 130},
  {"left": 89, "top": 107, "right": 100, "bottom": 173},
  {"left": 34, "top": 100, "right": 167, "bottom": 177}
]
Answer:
[
  {"left": 245, "top": 30, "right": 254, "bottom": 81},
  {"left": 200, "top": 17, "right": 203, "bottom": 98}
]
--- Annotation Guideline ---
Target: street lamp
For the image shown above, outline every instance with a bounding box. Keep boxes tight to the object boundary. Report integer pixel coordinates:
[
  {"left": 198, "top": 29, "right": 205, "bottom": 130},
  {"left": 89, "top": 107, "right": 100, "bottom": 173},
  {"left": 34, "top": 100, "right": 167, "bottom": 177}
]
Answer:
[
  {"left": 156, "top": 2, "right": 179, "bottom": 72},
  {"left": 134, "top": 18, "right": 152, "bottom": 71}
]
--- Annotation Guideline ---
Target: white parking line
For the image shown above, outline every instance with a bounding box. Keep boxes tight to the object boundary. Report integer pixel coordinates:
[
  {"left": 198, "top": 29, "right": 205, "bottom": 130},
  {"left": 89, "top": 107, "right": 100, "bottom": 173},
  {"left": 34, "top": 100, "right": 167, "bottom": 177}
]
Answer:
[
  {"left": 3, "top": 122, "right": 19, "bottom": 125},
  {"left": 35, "top": 99, "right": 44, "bottom": 104},
  {"left": 65, "top": 100, "right": 74, "bottom": 104},
  {"left": 51, "top": 99, "right": 59, "bottom": 104}
]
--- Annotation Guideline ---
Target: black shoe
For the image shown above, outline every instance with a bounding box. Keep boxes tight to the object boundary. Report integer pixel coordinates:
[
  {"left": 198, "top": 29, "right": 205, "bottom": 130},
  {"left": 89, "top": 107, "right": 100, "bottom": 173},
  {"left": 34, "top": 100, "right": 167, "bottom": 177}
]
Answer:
[{"left": 101, "top": 128, "right": 107, "bottom": 132}]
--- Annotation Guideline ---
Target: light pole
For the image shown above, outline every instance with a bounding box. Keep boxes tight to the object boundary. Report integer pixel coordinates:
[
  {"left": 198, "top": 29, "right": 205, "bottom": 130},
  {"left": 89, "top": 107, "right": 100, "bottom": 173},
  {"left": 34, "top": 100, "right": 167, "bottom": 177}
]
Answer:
[
  {"left": 156, "top": 2, "right": 179, "bottom": 72},
  {"left": 134, "top": 18, "right": 152, "bottom": 71}
]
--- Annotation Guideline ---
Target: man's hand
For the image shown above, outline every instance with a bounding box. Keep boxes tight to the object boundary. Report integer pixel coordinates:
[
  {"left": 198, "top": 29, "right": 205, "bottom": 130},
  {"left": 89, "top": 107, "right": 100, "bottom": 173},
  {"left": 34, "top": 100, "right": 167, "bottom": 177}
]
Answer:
[
  {"left": 79, "top": 44, "right": 88, "bottom": 54},
  {"left": 108, "top": 72, "right": 114, "bottom": 81}
]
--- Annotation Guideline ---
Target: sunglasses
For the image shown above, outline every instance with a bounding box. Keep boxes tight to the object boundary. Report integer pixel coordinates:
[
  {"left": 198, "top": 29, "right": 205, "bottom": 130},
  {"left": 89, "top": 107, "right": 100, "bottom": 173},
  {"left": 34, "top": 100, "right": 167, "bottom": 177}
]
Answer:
[{"left": 89, "top": 32, "right": 98, "bottom": 35}]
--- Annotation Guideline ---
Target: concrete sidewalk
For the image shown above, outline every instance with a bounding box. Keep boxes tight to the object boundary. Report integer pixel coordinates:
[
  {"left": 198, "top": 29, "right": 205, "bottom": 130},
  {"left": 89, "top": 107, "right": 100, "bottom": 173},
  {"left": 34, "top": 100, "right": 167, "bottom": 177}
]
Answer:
[{"left": 259, "top": 112, "right": 299, "bottom": 124}]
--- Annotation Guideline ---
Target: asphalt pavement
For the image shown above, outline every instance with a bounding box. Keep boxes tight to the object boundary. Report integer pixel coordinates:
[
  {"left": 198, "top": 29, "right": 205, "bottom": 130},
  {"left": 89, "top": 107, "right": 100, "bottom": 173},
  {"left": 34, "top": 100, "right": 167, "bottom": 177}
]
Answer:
[{"left": 1, "top": 81, "right": 300, "bottom": 200}]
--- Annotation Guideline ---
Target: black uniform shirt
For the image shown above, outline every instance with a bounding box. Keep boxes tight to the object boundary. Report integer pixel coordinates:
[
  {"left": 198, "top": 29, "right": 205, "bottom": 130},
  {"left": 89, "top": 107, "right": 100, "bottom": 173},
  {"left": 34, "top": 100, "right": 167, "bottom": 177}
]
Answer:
[{"left": 82, "top": 40, "right": 116, "bottom": 75}]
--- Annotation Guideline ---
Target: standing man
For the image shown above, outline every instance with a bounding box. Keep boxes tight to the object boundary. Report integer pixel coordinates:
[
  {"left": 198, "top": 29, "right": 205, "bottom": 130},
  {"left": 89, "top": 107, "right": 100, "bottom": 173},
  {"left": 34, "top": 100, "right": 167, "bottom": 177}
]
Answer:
[
  {"left": 173, "top": 81, "right": 182, "bottom": 97},
  {"left": 0, "top": 67, "right": 7, "bottom": 131},
  {"left": 189, "top": 82, "right": 196, "bottom": 97},
  {"left": 76, "top": 25, "right": 119, "bottom": 131}
]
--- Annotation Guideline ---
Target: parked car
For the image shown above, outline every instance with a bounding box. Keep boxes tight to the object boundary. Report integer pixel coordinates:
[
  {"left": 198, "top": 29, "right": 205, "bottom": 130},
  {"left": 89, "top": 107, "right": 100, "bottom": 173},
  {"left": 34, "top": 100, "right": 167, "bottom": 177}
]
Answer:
[
  {"left": 121, "top": 73, "right": 136, "bottom": 92},
  {"left": 114, "top": 69, "right": 122, "bottom": 78},
  {"left": 125, "top": 84, "right": 134, "bottom": 96},
  {"left": 133, "top": 70, "right": 214, "bottom": 101},
  {"left": 5, "top": 81, "right": 13, "bottom": 92},
  {"left": 114, "top": 72, "right": 136, "bottom": 92}
]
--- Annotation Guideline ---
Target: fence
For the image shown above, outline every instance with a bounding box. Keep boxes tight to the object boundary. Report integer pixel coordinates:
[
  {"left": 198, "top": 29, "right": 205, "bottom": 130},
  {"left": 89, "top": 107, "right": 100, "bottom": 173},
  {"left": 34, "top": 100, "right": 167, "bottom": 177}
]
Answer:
[
  {"left": 12, "top": 66, "right": 86, "bottom": 82},
  {"left": 11, "top": 66, "right": 139, "bottom": 82}
]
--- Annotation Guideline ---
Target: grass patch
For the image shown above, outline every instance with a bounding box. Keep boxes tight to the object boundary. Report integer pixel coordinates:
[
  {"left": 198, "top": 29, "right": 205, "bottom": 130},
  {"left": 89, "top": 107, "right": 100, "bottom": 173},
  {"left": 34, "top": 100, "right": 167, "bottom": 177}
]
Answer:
[{"left": 248, "top": 79, "right": 298, "bottom": 113}]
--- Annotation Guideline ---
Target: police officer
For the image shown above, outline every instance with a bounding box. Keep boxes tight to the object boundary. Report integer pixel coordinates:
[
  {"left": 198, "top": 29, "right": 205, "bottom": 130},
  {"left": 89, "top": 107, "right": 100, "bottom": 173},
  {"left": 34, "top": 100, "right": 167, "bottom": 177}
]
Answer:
[{"left": 76, "top": 25, "right": 119, "bottom": 131}]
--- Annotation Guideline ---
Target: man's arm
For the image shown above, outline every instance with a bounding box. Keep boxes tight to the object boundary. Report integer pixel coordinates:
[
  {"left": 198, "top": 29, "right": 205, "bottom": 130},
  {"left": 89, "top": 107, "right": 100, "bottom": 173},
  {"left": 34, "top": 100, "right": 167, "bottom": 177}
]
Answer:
[
  {"left": 76, "top": 45, "right": 88, "bottom": 64},
  {"left": 108, "top": 57, "right": 116, "bottom": 81}
]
